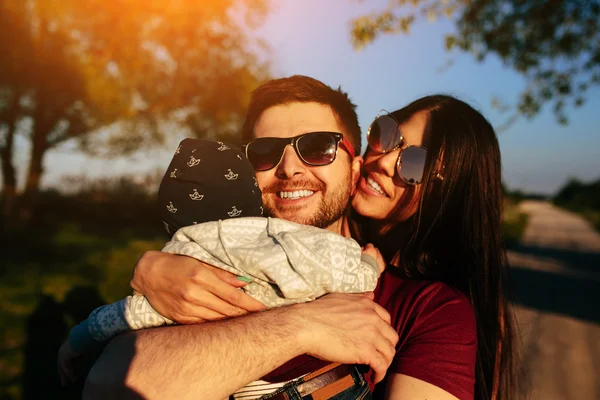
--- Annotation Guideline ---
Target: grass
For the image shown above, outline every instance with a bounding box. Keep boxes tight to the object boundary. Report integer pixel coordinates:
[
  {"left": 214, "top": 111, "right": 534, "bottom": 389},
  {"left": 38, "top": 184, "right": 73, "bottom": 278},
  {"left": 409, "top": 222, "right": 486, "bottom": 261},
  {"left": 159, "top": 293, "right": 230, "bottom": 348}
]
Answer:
[
  {"left": 503, "top": 198, "right": 529, "bottom": 247},
  {"left": 0, "top": 220, "right": 164, "bottom": 400}
]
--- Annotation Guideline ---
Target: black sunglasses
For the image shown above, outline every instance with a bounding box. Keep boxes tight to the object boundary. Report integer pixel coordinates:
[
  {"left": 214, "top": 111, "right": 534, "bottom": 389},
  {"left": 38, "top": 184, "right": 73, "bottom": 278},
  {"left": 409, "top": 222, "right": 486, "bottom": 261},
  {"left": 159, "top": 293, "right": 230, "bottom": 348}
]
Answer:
[{"left": 244, "top": 131, "right": 355, "bottom": 172}]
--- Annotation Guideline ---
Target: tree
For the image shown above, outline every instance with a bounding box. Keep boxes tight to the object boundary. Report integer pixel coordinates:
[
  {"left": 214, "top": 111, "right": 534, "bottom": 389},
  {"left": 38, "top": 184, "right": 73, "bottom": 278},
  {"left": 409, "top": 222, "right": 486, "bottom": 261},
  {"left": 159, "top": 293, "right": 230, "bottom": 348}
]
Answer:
[
  {"left": 350, "top": 0, "right": 600, "bottom": 126},
  {"left": 0, "top": 0, "right": 270, "bottom": 223},
  {"left": 554, "top": 177, "right": 600, "bottom": 211}
]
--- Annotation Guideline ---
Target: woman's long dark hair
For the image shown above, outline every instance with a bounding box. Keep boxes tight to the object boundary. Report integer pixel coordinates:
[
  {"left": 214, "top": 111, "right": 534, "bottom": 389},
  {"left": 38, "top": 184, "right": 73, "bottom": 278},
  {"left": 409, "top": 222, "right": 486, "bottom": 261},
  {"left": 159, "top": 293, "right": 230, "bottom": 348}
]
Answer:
[{"left": 352, "top": 95, "right": 521, "bottom": 400}]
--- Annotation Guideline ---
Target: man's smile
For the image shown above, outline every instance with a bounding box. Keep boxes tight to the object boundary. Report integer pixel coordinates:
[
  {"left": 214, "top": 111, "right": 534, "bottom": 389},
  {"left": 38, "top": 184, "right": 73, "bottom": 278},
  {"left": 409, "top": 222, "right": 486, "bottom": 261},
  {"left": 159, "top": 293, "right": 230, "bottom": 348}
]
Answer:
[{"left": 277, "top": 190, "right": 315, "bottom": 200}]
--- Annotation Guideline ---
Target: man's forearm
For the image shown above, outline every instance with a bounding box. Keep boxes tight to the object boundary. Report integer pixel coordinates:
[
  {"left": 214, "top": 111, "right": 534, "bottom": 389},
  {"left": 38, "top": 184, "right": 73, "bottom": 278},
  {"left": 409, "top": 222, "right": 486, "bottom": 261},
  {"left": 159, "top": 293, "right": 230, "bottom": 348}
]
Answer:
[{"left": 83, "top": 306, "right": 304, "bottom": 400}]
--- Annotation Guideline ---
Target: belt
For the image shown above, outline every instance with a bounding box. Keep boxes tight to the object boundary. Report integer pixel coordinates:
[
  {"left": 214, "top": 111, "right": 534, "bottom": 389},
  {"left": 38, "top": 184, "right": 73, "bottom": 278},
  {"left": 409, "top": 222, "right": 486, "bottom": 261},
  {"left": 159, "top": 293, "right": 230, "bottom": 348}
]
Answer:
[{"left": 266, "top": 363, "right": 357, "bottom": 400}]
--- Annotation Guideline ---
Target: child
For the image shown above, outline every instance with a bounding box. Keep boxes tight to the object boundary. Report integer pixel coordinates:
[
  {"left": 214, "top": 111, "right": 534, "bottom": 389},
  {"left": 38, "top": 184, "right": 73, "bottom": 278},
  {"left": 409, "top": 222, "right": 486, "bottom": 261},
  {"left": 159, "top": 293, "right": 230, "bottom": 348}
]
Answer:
[{"left": 58, "top": 139, "right": 384, "bottom": 384}]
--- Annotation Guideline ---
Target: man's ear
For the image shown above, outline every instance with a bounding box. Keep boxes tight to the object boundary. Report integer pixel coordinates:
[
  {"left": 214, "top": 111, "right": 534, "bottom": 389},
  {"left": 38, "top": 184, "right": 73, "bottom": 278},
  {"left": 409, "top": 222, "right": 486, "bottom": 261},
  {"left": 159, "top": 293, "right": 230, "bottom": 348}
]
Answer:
[{"left": 350, "top": 156, "right": 363, "bottom": 196}]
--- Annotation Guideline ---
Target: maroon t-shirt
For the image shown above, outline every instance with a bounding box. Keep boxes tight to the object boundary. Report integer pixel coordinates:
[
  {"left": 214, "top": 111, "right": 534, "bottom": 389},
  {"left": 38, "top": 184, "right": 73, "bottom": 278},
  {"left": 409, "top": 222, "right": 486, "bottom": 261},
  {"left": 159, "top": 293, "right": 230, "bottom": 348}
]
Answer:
[{"left": 263, "top": 267, "right": 477, "bottom": 400}]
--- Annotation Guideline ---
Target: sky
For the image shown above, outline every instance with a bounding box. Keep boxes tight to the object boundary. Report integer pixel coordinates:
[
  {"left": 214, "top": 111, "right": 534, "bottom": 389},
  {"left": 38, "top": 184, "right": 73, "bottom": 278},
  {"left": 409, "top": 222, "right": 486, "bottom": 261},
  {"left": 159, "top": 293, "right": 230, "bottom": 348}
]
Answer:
[{"left": 33, "top": 0, "right": 600, "bottom": 195}]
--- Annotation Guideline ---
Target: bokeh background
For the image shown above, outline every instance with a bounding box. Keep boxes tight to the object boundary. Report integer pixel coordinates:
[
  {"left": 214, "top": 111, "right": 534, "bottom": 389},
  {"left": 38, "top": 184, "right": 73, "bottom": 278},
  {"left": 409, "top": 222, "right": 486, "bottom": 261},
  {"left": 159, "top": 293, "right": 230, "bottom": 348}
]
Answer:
[{"left": 1, "top": 1, "right": 599, "bottom": 399}]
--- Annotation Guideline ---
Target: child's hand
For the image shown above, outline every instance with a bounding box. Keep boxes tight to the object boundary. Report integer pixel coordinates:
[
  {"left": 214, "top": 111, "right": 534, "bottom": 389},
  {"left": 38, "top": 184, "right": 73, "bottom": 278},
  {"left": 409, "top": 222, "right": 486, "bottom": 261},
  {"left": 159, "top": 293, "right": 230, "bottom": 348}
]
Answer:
[
  {"left": 362, "top": 243, "right": 386, "bottom": 274},
  {"left": 57, "top": 339, "right": 82, "bottom": 386}
]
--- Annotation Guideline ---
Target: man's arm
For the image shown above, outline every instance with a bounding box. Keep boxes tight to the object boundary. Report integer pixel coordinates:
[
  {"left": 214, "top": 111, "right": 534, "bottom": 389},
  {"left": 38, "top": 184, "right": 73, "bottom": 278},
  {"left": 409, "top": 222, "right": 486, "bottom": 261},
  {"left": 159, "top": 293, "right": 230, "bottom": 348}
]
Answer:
[
  {"left": 84, "top": 306, "right": 302, "bottom": 400},
  {"left": 83, "top": 294, "right": 398, "bottom": 400}
]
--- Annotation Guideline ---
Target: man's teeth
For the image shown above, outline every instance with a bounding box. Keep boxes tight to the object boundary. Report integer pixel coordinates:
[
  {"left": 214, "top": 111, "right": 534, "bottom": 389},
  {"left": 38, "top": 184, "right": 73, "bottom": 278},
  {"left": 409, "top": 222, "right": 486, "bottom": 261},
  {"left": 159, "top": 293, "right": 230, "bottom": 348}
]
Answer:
[
  {"left": 278, "top": 190, "right": 314, "bottom": 199},
  {"left": 367, "top": 177, "right": 385, "bottom": 196}
]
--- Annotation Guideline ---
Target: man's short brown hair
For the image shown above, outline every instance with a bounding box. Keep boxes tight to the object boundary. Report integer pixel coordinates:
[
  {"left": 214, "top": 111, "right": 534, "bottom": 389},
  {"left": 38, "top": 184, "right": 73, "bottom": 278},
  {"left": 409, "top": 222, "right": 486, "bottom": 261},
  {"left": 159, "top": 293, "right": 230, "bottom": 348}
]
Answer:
[{"left": 241, "top": 75, "right": 361, "bottom": 152}]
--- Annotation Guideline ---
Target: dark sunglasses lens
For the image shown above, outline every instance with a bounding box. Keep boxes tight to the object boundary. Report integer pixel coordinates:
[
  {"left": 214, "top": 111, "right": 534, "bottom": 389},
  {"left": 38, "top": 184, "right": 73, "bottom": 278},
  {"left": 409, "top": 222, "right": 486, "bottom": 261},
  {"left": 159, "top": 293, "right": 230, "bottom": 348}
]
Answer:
[
  {"left": 368, "top": 115, "right": 402, "bottom": 152},
  {"left": 297, "top": 133, "right": 337, "bottom": 165},
  {"left": 398, "top": 147, "right": 427, "bottom": 184},
  {"left": 246, "top": 139, "right": 286, "bottom": 171}
]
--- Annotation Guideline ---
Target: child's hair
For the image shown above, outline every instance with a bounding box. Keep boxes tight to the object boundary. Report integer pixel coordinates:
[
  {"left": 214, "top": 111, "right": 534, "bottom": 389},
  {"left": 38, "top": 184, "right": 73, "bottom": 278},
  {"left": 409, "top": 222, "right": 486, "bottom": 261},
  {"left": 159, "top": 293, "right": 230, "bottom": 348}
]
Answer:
[{"left": 157, "top": 138, "right": 263, "bottom": 237}]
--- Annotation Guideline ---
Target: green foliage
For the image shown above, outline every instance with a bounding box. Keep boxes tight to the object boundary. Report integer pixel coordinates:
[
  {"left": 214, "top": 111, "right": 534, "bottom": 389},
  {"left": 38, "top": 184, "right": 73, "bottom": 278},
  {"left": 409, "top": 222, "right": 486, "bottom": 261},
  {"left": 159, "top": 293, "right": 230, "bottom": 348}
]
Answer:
[
  {"left": 350, "top": 0, "right": 600, "bottom": 125},
  {"left": 0, "top": 176, "right": 166, "bottom": 399},
  {"left": 0, "top": 0, "right": 271, "bottom": 222},
  {"left": 553, "top": 177, "right": 600, "bottom": 232},
  {"left": 503, "top": 186, "right": 548, "bottom": 203},
  {"left": 553, "top": 177, "right": 600, "bottom": 211},
  {"left": 503, "top": 197, "right": 528, "bottom": 247},
  {"left": 0, "top": 233, "right": 163, "bottom": 399},
  {"left": 1, "top": 0, "right": 270, "bottom": 145},
  {"left": 581, "top": 211, "right": 600, "bottom": 233}
]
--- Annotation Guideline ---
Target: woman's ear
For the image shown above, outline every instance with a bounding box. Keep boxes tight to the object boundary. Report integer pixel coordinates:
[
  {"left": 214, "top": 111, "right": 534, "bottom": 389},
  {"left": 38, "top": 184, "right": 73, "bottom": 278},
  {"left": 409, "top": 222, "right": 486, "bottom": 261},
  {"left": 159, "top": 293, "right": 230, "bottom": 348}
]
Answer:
[{"left": 351, "top": 156, "right": 363, "bottom": 196}]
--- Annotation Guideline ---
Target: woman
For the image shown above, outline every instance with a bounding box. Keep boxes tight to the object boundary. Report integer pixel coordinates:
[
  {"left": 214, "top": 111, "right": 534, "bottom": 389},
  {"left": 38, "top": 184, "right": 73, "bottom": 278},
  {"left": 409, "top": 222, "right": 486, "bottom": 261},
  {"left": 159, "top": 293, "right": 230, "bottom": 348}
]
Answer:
[
  {"left": 130, "top": 95, "right": 519, "bottom": 399},
  {"left": 349, "top": 95, "right": 519, "bottom": 399}
]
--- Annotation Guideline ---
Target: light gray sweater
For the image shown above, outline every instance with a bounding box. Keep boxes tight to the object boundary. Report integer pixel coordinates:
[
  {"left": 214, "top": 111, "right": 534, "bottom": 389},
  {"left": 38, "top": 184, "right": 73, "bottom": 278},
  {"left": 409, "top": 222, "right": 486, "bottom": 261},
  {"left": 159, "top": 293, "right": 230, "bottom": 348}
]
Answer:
[{"left": 69, "top": 217, "right": 380, "bottom": 353}]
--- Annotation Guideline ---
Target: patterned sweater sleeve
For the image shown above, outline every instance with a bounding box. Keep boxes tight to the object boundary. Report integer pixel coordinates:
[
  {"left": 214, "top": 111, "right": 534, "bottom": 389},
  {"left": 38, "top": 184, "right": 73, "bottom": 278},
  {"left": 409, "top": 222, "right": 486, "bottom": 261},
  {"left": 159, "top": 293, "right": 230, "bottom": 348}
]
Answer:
[
  {"left": 163, "top": 217, "right": 380, "bottom": 308},
  {"left": 69, "top": 295, "right": 174, "bottom": 354}
]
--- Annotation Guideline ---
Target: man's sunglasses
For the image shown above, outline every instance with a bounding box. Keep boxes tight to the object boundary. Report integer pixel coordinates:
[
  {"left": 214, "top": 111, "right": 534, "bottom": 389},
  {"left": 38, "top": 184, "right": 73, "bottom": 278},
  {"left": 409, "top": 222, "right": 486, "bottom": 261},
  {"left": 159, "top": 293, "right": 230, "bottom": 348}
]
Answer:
[
  {"left": 367, "top": 112, "right": 441, "bottom": 185},
  {"left": 244, "top": 131, "right": 356, "bottom": 172}
]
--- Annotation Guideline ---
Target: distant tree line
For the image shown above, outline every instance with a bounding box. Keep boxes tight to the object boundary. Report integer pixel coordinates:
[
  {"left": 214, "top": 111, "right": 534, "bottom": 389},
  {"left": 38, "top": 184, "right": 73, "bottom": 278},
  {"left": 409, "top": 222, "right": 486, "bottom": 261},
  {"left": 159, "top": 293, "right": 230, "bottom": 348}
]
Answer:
[
  {"left": 503, "top": 183, "right": 548, "bottom": 202},
  {"left": 0, "top": 174, "right": 164, "bottom": 239},
  {"left": 553, "top": 178, "right": 600, "bottom": 212},
  {"left": 503, "top": 178, "right": 600, "bottom": 212}
]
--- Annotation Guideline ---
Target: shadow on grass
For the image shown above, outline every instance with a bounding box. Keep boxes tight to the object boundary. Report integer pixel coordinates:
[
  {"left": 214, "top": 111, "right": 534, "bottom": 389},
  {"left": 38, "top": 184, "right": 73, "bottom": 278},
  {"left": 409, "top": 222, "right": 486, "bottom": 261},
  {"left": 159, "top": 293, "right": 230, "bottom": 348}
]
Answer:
[
  {"left": 20, "top": 287, "right": 107, "bottom": 399},
  {"left": 22, "top": 295, "right": 67, "bottom": 400}
]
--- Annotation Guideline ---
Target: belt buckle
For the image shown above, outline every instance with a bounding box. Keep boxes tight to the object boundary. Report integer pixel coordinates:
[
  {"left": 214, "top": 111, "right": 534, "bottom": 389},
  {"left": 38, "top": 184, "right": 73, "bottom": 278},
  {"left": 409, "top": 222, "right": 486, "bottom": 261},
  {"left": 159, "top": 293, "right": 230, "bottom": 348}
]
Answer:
[{"left": 298, "top": 363, "right": 356, "bottom": 400}]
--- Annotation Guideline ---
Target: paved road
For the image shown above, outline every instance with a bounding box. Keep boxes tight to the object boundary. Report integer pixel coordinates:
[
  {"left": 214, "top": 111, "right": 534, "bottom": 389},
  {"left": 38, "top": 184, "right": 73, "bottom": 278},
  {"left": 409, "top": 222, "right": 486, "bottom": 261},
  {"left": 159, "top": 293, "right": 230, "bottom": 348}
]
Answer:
[{"left": 508, "top": 201, "right": 600, "bottom": 400}]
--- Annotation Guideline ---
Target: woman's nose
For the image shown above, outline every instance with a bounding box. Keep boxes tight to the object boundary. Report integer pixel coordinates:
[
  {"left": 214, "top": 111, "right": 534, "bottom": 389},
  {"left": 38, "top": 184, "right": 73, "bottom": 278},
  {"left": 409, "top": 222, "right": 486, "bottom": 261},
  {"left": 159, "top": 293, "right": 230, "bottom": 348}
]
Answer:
[{"left": 376, "top": 149, "right": 400, "bottom": 178}]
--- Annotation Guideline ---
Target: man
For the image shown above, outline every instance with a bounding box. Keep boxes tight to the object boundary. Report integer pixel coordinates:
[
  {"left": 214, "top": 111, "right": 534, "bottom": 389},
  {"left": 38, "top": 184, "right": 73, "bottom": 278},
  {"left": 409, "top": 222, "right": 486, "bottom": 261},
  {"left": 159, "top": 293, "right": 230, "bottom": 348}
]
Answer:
[{"left": 83, "top": 76, "right": 398, "bottom": 400}]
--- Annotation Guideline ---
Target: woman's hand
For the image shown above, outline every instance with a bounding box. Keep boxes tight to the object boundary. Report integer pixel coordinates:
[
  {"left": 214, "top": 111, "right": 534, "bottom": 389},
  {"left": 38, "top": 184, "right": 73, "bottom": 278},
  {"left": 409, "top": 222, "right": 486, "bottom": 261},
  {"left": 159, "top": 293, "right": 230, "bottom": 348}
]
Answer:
[{"left": 131, "top": 251, "right": 266, "bottom": 324}]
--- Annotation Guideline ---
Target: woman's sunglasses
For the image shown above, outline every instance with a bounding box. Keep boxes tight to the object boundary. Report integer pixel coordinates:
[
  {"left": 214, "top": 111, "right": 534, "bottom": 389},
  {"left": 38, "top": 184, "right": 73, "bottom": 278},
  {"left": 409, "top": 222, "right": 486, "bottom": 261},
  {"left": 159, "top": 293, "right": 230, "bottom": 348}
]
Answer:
[
  {"left": 367, "top": 113, "right": 440, "bottom": 185},
  {"left": 244, "top": 131, "right": 355, "bottom": 172}
]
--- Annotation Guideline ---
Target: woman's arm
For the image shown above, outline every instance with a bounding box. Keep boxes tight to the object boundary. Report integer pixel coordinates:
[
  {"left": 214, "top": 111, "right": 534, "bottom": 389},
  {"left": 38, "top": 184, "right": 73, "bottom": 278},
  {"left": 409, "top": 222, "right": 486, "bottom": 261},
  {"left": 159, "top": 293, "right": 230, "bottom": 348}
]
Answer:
[
  {"left": 130, "top": 251, "right": 266, "bottom": 324},
  {"left": 385, "top": 374, "right": 460, "bottom": 400},
  {"left": 83, "top": 293, "right": 399, "bottom": 400}
]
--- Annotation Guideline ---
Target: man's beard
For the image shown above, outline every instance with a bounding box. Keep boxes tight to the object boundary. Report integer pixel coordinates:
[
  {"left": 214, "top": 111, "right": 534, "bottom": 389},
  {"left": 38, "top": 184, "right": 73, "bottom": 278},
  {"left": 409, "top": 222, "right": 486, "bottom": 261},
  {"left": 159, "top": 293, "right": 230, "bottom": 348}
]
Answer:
[{"left": 261, "top": 171, "right": 352, "bottom": 229}]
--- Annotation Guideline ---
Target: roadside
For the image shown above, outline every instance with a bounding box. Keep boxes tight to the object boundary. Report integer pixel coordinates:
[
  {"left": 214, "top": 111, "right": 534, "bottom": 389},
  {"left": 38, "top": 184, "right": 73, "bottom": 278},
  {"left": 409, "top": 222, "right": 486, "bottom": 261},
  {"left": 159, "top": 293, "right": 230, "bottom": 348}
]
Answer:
[{"left": 508, "top": 200, "right": 600, "bottom": 400}]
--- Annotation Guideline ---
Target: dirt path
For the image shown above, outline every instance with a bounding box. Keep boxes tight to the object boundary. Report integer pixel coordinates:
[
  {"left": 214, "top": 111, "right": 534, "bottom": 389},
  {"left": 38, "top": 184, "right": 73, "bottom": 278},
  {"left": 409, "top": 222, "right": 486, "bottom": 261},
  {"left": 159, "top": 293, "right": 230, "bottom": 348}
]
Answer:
[{"left": 508, "top": 201, "right": 600, "bottom": 400}]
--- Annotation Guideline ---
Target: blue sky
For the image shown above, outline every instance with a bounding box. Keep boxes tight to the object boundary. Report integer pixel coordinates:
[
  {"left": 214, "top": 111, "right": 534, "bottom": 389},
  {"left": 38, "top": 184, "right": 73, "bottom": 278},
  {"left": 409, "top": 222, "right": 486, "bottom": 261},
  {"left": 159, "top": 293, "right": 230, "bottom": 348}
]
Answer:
[{"left": 37, "top": 0, "right": 600, "bottom": 195}]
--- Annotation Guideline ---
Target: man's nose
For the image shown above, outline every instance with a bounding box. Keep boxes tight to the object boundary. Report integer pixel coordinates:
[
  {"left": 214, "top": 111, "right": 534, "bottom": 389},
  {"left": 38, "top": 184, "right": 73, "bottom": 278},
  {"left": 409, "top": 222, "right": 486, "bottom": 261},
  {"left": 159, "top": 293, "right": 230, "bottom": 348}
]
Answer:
[{"left": 275, "top": 145, "right": 306, "bottom": 179}]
